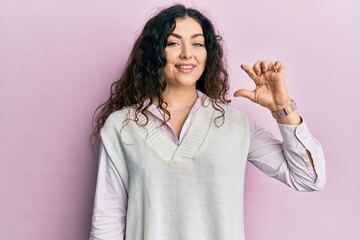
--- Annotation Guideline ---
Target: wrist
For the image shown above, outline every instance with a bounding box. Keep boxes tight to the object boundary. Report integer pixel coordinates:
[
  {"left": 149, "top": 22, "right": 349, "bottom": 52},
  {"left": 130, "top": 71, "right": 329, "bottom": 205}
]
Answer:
[
  {"left": 272, "top": 99, "right": 293, "bottom": 111},
  {"left": 271, "top": 100, "right": 301, "bottom": 125},
  {"left": 276, "top": 110, "right": 302, "bottom": 125}
]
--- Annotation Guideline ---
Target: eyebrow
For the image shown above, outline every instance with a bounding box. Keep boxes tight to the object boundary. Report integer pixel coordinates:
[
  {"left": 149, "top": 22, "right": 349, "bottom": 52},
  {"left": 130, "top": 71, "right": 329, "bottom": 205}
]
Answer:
[{"left": 170, "top": 33, "right": 204, "bottom": 39}]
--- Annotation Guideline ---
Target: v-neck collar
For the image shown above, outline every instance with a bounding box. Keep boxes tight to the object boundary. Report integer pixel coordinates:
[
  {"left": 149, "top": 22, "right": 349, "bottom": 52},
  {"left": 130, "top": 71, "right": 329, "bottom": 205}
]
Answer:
[
  {"left": 135, "top": 99, "right": 215, "bottom": 162},
  {"left": 146, "top": 94, "right": 203, "bottom": 145}
]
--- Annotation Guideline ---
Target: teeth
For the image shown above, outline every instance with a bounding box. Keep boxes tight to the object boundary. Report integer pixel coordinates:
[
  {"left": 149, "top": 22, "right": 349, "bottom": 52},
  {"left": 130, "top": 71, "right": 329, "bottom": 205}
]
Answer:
[{"left": 176, "top": 65, "right": 193, "bottom": 69}]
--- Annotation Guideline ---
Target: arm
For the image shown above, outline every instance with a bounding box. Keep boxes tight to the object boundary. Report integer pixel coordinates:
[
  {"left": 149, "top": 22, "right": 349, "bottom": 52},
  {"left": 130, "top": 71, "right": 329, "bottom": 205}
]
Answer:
[
  {"left": 274, "top": 103, "right": 317, "bottom": 170},
  {"left": 248, "top": 117, "right": 326, "bottom": 191},
  {"left": 276, "top": 108, "right": 318, "bottom": 171},
  {"left": 234, "top": 60, "right": 326, "bottom": 191},
  {"left": 90, "top": 143, "right": 128, "bottom": 240}
]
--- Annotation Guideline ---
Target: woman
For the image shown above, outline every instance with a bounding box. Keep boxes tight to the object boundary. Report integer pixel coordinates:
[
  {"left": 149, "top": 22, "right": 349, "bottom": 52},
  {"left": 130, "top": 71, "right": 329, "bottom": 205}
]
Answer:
[{"left": 90, "top": 4, "right": 326, "bottom": 240}]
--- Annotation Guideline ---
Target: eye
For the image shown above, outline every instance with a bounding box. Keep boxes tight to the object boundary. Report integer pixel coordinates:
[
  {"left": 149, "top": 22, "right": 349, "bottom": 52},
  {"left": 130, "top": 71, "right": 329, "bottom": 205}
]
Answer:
[
  {"left": 193, "top": 42, "right": 204, "bottom": 47},
  {"left": 166, "top": 41, "right": 179, "bottom": 46}
]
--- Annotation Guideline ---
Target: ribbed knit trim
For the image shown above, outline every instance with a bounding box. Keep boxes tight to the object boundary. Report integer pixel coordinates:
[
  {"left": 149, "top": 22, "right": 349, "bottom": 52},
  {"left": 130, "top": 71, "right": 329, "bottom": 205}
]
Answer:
[{"left": 137, "top": 100, "right": 215, "bottom": 162}]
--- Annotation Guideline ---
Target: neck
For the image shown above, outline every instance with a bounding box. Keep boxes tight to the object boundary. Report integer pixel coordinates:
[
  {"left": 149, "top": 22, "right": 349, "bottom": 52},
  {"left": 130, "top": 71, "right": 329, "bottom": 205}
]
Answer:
[{"left": 158, "top": 86, "right": 198, "bottom": 111}]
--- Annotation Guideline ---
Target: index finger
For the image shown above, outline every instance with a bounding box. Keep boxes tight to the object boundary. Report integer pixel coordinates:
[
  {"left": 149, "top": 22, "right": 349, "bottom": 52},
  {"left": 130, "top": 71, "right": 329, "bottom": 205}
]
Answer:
[{"left": 241, "top": 64, "right": 258, "bottom": 80}]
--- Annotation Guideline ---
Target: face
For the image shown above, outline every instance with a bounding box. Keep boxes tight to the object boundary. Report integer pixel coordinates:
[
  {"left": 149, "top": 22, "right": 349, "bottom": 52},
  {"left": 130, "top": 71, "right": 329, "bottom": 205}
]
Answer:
[{"left": 163, "top": 17, "right": 207, "bottom": 90}]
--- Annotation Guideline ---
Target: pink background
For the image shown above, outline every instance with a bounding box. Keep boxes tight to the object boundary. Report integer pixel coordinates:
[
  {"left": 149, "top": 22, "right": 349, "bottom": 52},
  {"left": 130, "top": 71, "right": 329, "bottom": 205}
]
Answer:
[{"left": 1, "top": 0, "right": 359, "bottom": 239}]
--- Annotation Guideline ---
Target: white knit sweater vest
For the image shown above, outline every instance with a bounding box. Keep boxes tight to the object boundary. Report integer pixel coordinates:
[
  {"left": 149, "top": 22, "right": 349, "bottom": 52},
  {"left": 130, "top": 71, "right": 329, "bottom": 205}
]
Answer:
[{"left": 101, "top": 101, "right": 250, "bottom": 240}]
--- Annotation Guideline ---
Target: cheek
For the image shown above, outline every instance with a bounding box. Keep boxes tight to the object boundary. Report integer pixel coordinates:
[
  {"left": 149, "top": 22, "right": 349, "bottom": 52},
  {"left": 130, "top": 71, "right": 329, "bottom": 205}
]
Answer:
[
  {"left": 164, "top": 48, "right": 177, "bottom": 63},
  {"left": 164, "top": 49, "right": 169, "bottom": 65}
]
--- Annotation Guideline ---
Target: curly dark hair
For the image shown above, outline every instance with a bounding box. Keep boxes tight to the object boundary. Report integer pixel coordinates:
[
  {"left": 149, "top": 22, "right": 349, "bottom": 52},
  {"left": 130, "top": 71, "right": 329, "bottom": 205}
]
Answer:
[{"left": 91, "top": 4, "right": 230, "bottom": 141}]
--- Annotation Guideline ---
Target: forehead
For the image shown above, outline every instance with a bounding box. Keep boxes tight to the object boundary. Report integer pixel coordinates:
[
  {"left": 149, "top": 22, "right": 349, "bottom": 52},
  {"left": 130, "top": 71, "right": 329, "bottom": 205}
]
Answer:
[{"left": 172, "top": 17, "right": 203, "bottom": 35}]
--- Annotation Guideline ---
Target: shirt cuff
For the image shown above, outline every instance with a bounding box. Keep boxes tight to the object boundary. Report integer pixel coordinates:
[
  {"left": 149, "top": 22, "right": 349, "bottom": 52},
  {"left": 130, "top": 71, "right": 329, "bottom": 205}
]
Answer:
[
  {"left": 278, "top": 120, "right": 317, "bottom": 171},
  {"left": 278, "top": 120, "right": 307, "bottom": 146}
]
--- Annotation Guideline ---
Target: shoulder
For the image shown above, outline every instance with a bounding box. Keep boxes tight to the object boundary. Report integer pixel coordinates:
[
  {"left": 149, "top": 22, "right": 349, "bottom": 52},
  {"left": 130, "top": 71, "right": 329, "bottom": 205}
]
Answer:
[
  {"left": 101, "top": 108, "right": 135, "bottom": 137},
  {"left": 203, "top": 100, "right": 249, "bottom": 129},
  {"left": 104, "top": 108, "right": 128, "bottom": 126},
  {"left": 224, "top": 104, "right": 249, "bottom": 128},
  {"left": 225, "top": 104, "right": 247, "bottom": 117},
  {"left": 213, "top": 102, "right": 249, "bottom": 121},
  {"left": 203, "top": 102, "right": 251, "bottom": 142}
]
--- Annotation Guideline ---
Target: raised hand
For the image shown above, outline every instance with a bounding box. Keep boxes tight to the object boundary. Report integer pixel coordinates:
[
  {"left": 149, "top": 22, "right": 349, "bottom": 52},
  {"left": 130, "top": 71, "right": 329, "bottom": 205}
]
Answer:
[{"left": 234, "top": 60, "right": 292, "bottom": 112}]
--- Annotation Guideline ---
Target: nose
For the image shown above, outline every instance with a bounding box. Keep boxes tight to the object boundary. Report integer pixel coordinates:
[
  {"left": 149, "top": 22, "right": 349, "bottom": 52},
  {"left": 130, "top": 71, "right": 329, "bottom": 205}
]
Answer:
[{"left": 180, "top": 44, "right": 192, "bottom": 59}]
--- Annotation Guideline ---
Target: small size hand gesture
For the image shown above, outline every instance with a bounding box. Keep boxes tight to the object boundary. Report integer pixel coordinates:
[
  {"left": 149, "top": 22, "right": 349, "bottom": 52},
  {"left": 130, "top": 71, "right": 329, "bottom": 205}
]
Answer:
[{"left": 234, "top": 60, "right": 292, "bottom": 111}]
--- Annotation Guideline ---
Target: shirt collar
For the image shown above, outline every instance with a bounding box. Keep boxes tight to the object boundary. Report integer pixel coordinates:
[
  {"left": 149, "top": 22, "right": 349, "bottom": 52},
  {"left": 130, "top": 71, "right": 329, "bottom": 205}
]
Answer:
[{"left": 146, "top": 90, "right": 205, "bottom": 121}]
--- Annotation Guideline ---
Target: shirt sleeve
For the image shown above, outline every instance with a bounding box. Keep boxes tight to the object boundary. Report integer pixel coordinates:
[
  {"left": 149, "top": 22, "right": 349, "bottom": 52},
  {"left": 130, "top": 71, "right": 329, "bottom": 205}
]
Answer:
[
  {"left": 247, "top": 118, "right": 326, "bottom": 191},
  {"left": 90, "top": 143, "right": 128, "bottom": 240}
]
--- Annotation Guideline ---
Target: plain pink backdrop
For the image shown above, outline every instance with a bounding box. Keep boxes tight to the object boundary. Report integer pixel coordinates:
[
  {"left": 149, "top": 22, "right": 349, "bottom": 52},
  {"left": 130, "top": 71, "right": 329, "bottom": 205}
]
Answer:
[{"left": 1, "top": 0, "right": 359, "bottom": 239}]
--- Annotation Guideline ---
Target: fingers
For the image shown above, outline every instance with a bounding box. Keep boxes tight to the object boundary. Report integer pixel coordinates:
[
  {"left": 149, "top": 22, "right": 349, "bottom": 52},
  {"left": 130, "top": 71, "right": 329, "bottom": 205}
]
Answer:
[
  {"left": 240, "top": 64, "right": 257, "bottom": 80},
  {"left": 273, "top": 61, "right": 285, "bottom": 73},
  {"left": 233, "top": 89, "right": 255, "bottom": 102},
  {"left": 260, "top": 60, "right": 273, "bottom": 73},
  {"left": 253, "top": 61, "right": 262, "bottom": 75},
  {"left": 252, "top": 60, "right": 283, "bottom": 74}
]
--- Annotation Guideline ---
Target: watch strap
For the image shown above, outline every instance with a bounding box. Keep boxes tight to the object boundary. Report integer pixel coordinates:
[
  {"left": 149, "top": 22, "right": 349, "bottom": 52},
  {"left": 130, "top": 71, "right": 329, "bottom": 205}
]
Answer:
[{"left": 271, "top": 100, "right": 297, "bottom": 119}]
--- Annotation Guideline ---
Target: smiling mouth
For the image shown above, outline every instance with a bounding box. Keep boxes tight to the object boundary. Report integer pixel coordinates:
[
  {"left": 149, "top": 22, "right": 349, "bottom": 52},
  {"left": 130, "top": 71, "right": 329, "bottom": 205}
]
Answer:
[
  {"left": 175, "top": 65, "right": 195, "bottom": 73},
  {"left": 175, "top": 65, "right": 195, "bottom": 69}
]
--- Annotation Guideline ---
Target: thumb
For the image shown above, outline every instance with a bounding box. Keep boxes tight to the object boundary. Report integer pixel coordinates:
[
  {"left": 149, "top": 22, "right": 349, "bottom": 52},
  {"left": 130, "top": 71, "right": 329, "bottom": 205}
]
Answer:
[{"left": 233, "top": 89, "right": 255, "bottom": 101}]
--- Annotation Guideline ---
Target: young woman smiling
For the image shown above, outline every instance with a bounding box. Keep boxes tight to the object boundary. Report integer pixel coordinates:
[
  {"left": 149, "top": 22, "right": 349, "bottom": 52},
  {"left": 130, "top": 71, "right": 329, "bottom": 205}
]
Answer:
[{"left": 90, "top": 4, "right": 326, "bottom": 240}]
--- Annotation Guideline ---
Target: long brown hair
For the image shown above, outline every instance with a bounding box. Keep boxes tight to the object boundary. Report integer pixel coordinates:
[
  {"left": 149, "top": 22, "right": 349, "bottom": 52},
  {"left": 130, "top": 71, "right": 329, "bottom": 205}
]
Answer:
[{"left": 91, "top": 4, "right": 230, "bottom": 142}]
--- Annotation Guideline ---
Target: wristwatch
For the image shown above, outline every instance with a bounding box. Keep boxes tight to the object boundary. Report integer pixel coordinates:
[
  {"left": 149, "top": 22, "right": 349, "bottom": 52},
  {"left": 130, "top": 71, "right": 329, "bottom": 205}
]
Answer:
[{"left": 271, "top": 100, "right": 297, "bottom": 119}]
